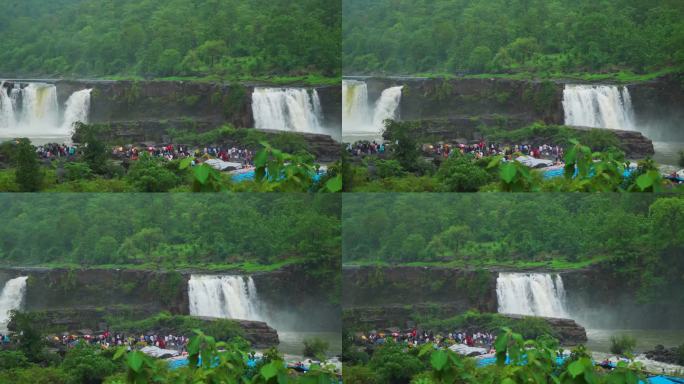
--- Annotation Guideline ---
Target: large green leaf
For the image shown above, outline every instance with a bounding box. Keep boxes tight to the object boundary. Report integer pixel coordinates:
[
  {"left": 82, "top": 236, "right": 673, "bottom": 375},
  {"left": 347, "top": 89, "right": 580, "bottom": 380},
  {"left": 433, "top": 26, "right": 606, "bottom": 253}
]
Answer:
[
  {"left": 500, "top": 163, "right": 517, "bottom": 183},
  {"left": 260, "top": 361, "right": 279, "bottom": 380},
  {"left": 430, "top": 349, "right": 448, "bottom": 370},
  {"left": 127, "top": 351, "right": 143, "bottom": 373}
]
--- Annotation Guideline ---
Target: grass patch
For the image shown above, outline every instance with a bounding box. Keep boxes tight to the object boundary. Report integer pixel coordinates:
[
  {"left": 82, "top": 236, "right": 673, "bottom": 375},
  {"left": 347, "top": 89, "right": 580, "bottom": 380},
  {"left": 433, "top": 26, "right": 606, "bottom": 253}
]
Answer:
[{"left": 404, "top": 67, "right": 681, "bottom": 84}]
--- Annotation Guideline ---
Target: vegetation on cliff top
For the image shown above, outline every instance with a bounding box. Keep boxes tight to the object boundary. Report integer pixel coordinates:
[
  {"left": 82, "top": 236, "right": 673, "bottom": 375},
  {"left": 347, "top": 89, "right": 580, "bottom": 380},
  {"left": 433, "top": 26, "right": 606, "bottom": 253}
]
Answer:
[
  {"left": 343, "top": 0, "right": 684, "bottom": 80},
  {"left": 0, "top": 0, "right": 340, "bottom": 81}
]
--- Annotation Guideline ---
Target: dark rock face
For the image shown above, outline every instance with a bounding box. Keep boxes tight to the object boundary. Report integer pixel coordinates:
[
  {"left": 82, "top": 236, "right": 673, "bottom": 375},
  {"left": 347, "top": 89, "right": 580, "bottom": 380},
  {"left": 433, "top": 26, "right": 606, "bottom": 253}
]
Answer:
[
  {"left": 564, "top": 126, "right": 654, "bottom": 158},
  {"left": 55, "top": 80, "right": 252, "bottom": 128},
  {"left": 562, "top": 267, "right": 684, "bottom": 330},
  {"left": 502, "top": 314, "right": 587, "bottom": 345},
  {"left": 193, "top": 317, "right": 279, "bottom": 348},
  {"left": 0, "top": 268, "right": 189, "bottom": 315},
  {"left": 629, "top": 75, "right": 684, "bottom": 142},
  {"left": 358, "top": 77, "right": 564, "bottom": 126},
  {"left": 252, "top": 265, "right": 342, "bottom": 331},
  {"left": 342, "top": 266, "right": 497, "bottom": 311},
  {"left": 343, "top": 303, "right": 469, "bottom": 330}
]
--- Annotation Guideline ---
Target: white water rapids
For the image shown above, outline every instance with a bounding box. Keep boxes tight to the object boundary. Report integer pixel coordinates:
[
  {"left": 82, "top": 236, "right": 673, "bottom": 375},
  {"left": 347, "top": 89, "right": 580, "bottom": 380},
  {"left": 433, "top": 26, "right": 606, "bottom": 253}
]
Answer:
[
  {"left": 0, "top": 82, "right": 91, "bottom": 141},
  {"left": 188, "top": 275, "right": 266, "bottom": 321},
  {"left": 251, "top": 87, "right": 325, "bottom": 134},
  {"left": 0, "top": 276, "right": 28, "bottom": 332},
  {"left": 342, "top": 79, "right": 403, "bottom": 140},
  {"left": 562, "top": 84, "right": 636, "bottom": 131},
  {"left": 496, "top": 272, "right": 569, "bottom": 318}
]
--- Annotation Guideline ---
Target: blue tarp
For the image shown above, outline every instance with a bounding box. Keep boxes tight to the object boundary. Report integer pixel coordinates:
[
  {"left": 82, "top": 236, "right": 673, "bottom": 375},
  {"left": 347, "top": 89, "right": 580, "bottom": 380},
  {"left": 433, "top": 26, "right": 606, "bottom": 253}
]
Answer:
[
  {"left": 168, "top": 357, "right": 257, "bottom": 370},
  {"left": 231, "top": 169, "right": 325, "bottom": 183}
]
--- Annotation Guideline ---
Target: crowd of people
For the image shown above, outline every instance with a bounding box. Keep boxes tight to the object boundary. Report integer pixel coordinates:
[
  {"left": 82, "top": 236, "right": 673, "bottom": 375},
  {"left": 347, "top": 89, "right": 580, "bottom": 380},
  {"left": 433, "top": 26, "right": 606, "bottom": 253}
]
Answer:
[
  {"left": 357, "top": 329, "right": 496, "bottom": 350},
  {"left": 346, "top": 141, "right": 386, "bottom": 157},
  {"left": 425, "top": 142, "right": 564, "bottom": 162},
  {"left": 346, "top": 139, "right": 565, "bottom": 163},
  {"left": 36, "top": 143, "right": 78, "bottom": 159},
  {"left": 49, "top": 330, "right": 190, "bottom": 353},
  {"left": 112, "top": 144, "right": 255, "bottom": 166}
]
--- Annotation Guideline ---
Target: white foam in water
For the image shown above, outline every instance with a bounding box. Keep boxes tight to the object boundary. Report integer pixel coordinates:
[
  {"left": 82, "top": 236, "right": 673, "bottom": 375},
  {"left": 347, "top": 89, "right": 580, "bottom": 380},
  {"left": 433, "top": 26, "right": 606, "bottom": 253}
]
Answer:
[
  {"left": 0, "top": 276, "right": 28, "bottom": 331},
  {"left": 0, "top": 81, "right": 92, "bottom": 141},
  {"left": 496, "top": 272, "right": 569, "bottom": 318},
  {"left": 188, "top": 275, "right": 265, "bottom": 321},
  {"left": 251, "top": 87, "right": 324, "bottom": 134},
  {"left": 61, "top": 89, "right": 92, "bottom": 133},
  {"left": 562, "top": 84, "right": 636, "bottom": 131},
  {"left": 342, "top": 79, "right": 403, "bottom": 139}
]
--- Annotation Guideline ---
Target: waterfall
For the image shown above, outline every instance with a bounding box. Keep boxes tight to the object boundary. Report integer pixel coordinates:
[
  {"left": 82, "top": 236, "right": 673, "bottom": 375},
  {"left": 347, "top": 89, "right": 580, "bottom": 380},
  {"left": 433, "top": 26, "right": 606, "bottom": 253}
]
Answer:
[
  {"left": 188, "top": 275, "right": 265, "bottom": 321},
  {"left": 0, "top": 82, "right": 91, "bottom": 140},
  {"left": 342, "top": 80, "right": 371, "bottom": 132},
  {"left": 562, "top": 84, "right": 636, "bottom": 131},
  {"left": 372, "top": 86, "right": 404, "bottom": 128},
  {"left": 0, "top": 83, "right": 15, "bottom": 129},
  {"left": 342, "top": 79, "right": 402, "bottom": 139},
  {"left": 61, "top": 89, "right": 92, "bottom": 132},
  {"left": 21, "top": 83, "right": 59, "bottom": 131},
  {"left": 496, "top": 273, "right": 569, "bottom": 318},
  {"left": 251, "top": 88, "right": 324, "bottom": 134},
  {"left": 0, "top": 276, "right": 28, "bottom": 330}
]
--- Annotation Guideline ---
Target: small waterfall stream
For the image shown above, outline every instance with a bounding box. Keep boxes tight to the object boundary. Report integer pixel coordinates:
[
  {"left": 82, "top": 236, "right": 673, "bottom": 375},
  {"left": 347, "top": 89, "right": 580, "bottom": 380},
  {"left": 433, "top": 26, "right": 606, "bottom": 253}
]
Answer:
[
  {"left": 188, "top": 275, "right": 265, "bottom": 321},
  {"left": 0, "top": 276, "right": 28, "bottom": 331},
  {"left": 496, "top": 272, "right": 569, "bottom": 318},
  {"left": 342, "top": 79, "right": 403, "bottom": 140}
]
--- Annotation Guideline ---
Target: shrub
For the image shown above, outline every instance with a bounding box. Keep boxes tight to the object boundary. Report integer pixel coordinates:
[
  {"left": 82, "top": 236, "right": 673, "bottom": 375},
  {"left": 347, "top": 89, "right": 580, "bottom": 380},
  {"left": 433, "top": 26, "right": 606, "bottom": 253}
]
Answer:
[
  {"left": 343, "top": 365, "right": 380, "bottom": 384},
  {"left": 125, "top": 153, "right": 181, "bottom": 192},
  {"left": 302, "top": 337, "right": 329, "bottom": 359},
  {"left": 63, "top": 162, "right": 94, "bottom": 181},
  {"left": 60, "top": 345, "right": 118, "bottom": 384},
  {"left": 0, "top": 350, "right": 29, "bottom": 370},
  {"left": 610, "top": 334, "right": 637, "bottom": 356}
]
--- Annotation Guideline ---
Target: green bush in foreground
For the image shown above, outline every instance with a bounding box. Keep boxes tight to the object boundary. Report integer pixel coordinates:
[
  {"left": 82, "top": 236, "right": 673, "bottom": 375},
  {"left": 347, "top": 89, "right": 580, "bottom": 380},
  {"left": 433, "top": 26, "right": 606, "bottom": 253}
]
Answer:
[
  {"left": 303, "top": 337, "right": 330, "bottom": 360},
  {"left": 611, "top": 334, "right": 637, "bottom": 356}
]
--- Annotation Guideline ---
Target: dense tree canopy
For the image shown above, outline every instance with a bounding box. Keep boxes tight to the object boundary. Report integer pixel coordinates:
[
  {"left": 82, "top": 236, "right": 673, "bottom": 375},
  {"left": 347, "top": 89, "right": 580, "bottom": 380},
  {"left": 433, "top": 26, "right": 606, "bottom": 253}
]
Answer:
[
  {"left": 0, "top": 0, "right": 340, "bottom": 79},
  {"left": 0, "top": 194, "right": 340, "bottom": 270},
  {"left": 343, "top": 0, "right": 684, "bottom": 75}
]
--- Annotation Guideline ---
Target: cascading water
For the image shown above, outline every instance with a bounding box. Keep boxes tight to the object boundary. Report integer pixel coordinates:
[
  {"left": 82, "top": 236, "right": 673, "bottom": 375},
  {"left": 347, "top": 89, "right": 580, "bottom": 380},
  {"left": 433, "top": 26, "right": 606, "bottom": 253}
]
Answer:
[
  {"left": 496, "top": 273, "right": 569, "bottom": 318},
  {"left": 251, "top": 87, "right": 325, "bottom": 134},
  {"left": 0, "top": 276, "right": 28, "bottom": 331},
  {"left": 61, "top": 89, "right": 92, "bottom": 133},
  {"left": 0, "top": 82, "right": 15, "bottom": 129},
  {"left": 188, "top": 275, "right": 265, "bottom": 321},
  {"left": 0, "top": 81, "right": 92, "bottom": 141},
  {"left": 562, "top": 85, "right": 636, "bottom": 131},
  {"left": 342, "top": 80, "right": 371, "bottom": 132},
  {"left": 342, "top": 79, "right": 402, "bottom": 140},
  {"left": 372, "top": 86, "right": 403, "bottom": 128}
]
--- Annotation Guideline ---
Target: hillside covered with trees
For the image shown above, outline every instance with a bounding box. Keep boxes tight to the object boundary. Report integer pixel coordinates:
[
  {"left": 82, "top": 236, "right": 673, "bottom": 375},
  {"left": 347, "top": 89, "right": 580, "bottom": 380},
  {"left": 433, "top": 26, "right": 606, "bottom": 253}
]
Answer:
[
  {"left": 0, "top": 194, "right": 340, "bottom": 272},
  {"left": 0, "top": 0, "right": 340, "bottom": 80},
  {"left": 343, "top": 0, "right": 684, "bottom": 78}
]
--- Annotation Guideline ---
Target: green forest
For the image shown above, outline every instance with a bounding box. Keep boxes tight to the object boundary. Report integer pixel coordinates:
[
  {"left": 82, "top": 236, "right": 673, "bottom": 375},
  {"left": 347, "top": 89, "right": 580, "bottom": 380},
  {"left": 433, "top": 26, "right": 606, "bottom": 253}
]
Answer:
[
  {"left": 0, "top": 194, "right": 340, "bottom": 273},
  {"left": 343, "top": 0, "right": 684, "bottom": 78},
  {"left": 342, "top": 194, "right": 684, "bottom": 303},
  {"left": 0, "top": 0, "right": 340, "bottom": 81}
]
